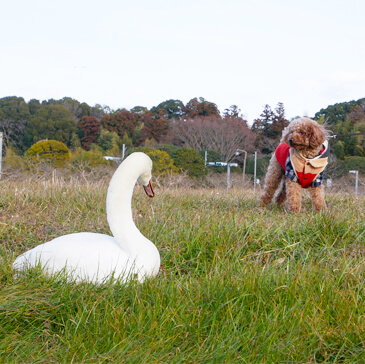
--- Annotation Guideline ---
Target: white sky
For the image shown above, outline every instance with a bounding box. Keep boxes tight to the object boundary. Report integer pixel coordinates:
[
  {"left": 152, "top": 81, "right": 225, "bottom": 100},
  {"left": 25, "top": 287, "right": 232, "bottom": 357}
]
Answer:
[{"left": 1, "top": 0, "right": 364, "bottom": 123}]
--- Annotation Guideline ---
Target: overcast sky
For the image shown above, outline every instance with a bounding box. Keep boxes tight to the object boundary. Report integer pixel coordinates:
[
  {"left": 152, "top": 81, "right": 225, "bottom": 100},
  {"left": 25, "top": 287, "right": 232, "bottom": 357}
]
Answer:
[{"left": 1, "top": 0, "right": 364, "bottom": 123}]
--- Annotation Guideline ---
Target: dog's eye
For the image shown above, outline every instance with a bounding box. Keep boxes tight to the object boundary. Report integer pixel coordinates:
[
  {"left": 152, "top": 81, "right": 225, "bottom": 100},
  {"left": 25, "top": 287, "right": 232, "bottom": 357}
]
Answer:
[{"left": 299, "top": 130, "right": 307, "bottom": 135}]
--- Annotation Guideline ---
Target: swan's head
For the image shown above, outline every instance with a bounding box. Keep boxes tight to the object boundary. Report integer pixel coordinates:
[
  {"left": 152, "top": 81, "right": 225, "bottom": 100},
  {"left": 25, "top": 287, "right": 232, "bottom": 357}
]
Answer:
[{"left": 135, "top": 153, "right": 155, "bottom": 198}]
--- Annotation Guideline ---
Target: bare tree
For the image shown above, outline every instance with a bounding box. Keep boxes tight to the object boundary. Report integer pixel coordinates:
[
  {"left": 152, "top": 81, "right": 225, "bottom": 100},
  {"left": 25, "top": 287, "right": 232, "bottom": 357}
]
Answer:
[
  {"left": 0, "top": 117, "right": 26, "bottom": 151},
  {"left": 172, "top": 116, "right": 254, "bottom": 162}
]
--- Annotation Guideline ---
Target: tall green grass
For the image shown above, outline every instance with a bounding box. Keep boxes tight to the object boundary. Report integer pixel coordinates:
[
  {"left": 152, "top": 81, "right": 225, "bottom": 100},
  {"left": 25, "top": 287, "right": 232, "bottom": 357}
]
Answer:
[{"left": 0, "top": 180, "right": 365, "bottom": 363}]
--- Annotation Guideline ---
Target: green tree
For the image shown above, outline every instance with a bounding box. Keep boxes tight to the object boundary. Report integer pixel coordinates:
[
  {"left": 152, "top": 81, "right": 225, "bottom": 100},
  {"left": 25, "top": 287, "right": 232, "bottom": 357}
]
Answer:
[
  {"left": 260, "top": 104, "right": 275, "bottom": 137},
  {"left": 334, "top": 141, "right": 345, "bottom": 160},
  {"left": 132, "top": 122, "right": 145, "bottom": 145},
  {"left": 97, "top": 128, "right": 121, "bottom": 152},
  {"left": 345, "top": 156, "right": 365, "bottom": 173},
  {"left": 327, "top": 102, "right": 365, "bottom": 158},
  {"left": 151, "top": 99, "right": 185, "bottom": 119},
  {"left": 44, "top": 97, "right": 84, "bottom": 122},
  {"left": 130, "top": 106, "right": 148, "bottom": 115},
  {"left": 270, "top": 102, "right": 289, "bottom": 139},
  {"left": 315, "top": 99, "right": 364, "bottom": 125},
  {"left": 172, "top": 147, "right": 208, "bottom": 177},
  {"left": 354, "top": 144, "right": 364, "bottom": 157},
  {"left": 28, "top": 99, "right": 41, "bottom": 115},
  {"left": 157, "top": 144, "right": 180, "bottom": 157},
  {"left": 223, "top": 105, "right": 242, "bottom": 119},
  {"left": 70, "top": 132, "right": 81, "bottom": 149},
  {"left": 344, "top": 136, "right": 357, "bottom": 156},
  {"left": 80, "top": 103, "right": 106, "bottom": 119},
  {"left": 251, "top": 103, "right": 288, "bottom": 154},
  {"left": 23, "top": 105, "right": 77, "bottom": 148},
  {"left": 0, "top": 96, "right": 30, "bottom": 151},
  {"left": 0, "top": 96, "right": 30, "bottom": 120},
  {"left": 121, "top": 133, "right": 133, "bottom": 149}
]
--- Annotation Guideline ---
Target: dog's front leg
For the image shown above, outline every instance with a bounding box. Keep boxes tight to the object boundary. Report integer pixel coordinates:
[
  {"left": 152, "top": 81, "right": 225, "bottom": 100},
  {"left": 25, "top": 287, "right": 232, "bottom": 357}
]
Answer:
[
  {"left": 309, "top": 186, "right": 327, "bottom": 211},
  {"left": 286, "top": 179, "right": 302, "bottom": 212}
]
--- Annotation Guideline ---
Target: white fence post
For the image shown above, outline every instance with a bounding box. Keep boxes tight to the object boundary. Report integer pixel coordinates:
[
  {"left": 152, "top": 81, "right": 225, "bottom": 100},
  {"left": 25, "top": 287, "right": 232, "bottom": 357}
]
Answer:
[
  {"left": 349, "top": 170, "right": 359, "bottom": 195},
  {"left": 253, "top": 151, "right": 257, "bottom": 191}
]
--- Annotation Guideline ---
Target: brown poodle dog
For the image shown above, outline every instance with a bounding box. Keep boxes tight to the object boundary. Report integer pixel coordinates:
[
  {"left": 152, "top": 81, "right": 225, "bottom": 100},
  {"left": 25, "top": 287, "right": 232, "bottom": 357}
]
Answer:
[{"left": 261, "top": 117, "right": 329, "bottom": 212}]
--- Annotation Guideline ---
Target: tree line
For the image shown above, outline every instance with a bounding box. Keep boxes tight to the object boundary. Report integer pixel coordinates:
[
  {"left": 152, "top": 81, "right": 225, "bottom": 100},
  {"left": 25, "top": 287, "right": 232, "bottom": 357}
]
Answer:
[
  {"left": 0, "top": 95, "right": 364, "bottom": 165},
  {"left": 315, "top": 99, "right": 365, "bottom": 159}
]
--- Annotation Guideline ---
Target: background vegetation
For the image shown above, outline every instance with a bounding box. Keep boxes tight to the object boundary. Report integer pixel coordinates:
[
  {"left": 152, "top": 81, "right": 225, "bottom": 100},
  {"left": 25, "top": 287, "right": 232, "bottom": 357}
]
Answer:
[
  {"left": 0, "top": 178, "right": 364, "bottom": 362},
  {"left": 1, "top": 96, "right": 365, "bottom": 180}
]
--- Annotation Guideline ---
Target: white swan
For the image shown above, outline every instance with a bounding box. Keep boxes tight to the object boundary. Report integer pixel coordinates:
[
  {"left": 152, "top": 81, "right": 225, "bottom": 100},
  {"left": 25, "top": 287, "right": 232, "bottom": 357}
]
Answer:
[{"left": 13, "top": 152, "right": 160, "bottom": 284}]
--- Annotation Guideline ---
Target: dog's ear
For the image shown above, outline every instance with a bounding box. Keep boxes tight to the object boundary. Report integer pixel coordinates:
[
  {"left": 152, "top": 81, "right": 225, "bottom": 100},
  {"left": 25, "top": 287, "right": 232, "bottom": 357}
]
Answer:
[{"left": 309, "top": 123, "right": 326, "bottom": 148}]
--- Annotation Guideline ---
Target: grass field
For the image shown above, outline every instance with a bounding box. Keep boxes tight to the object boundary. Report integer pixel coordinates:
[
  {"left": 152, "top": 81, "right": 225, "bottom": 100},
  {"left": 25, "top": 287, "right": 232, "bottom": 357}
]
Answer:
[{"left": 0, "top": 177, "right": 365, "bottom": 363}]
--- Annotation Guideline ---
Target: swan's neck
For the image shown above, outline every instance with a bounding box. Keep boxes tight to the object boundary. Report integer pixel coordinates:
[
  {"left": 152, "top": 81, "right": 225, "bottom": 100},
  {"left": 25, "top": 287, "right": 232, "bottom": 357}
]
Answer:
[{"left": 106, "top": 163, "right": 150, "bottom": 256}]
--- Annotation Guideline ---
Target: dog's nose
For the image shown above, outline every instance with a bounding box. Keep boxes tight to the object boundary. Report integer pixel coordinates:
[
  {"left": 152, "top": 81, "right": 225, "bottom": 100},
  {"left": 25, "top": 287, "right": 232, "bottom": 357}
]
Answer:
[{"left": 288, "top": 138, "right": 293, "bottom": 145}]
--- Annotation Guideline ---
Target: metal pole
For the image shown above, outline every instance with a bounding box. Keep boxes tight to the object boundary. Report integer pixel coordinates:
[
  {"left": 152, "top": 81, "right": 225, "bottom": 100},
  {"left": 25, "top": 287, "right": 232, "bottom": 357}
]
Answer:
[
  {"left": 253, "top": 151, "right": 257, "bottom": 191},
  {"left": 227, "top": 163, "right": 231, "bottom": 190},
  {"left": 242, "top": 150, "right": 247, "bottom": 183},
  {"left": 122, "top": 144, "right": 126, "bottom": 159},
  {"left": 349, "top": 170, "right": 359, "bottom": 195},
  {"left": 205, "top": 151, "right": 207, "bottom": 166},
  {"left": 0, "top": 132, "right": 3, "bottom": 182}
]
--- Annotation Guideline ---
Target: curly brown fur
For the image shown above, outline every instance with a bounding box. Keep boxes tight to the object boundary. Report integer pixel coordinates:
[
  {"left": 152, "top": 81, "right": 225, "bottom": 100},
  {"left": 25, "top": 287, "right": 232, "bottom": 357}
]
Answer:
[{"left": 261, "top": 117, "right": 328, "bottom": 212}]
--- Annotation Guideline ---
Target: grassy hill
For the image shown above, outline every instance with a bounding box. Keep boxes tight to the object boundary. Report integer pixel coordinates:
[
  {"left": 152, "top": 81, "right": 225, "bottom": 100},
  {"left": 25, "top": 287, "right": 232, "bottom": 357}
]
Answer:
[{"left": 1, "top": 179, "right": 364, "bottom": 362}]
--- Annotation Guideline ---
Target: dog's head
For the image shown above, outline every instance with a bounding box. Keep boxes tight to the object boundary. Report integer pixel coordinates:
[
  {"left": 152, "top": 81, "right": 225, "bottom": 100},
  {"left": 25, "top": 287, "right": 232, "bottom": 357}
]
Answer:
[{"left": 281, "top": 117, "right": 328, "bottom": 152}]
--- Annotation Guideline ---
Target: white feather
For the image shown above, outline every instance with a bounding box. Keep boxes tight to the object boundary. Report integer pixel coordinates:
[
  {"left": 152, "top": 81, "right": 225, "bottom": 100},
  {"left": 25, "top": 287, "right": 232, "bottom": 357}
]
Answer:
[{"left": 13, "top": 152, "right": 160, "bottom": 283}]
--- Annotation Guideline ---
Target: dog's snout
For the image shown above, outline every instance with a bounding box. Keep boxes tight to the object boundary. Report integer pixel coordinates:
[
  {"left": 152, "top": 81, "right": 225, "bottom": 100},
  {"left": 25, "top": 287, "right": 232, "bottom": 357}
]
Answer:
[{"left": 288, "top": 138, "right": 294, "bottom": 145}]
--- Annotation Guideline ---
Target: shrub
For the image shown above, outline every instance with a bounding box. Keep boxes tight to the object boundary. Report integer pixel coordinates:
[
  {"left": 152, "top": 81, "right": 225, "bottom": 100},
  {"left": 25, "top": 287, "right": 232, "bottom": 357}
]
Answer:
[
  {"left": 201, "top": 150, "right": 225, "bottom": 174},
  {"left": 172, "top": 147, "right": 207, "bottom": 177},
  {"left": 97, "top": 128, "right": 121, "bottom": 152},
  {"left": 333, "top": 140, "right": 345, "bottom": 160},
  {"left": 25, "top": 140, "right": 70, "bottom": 167},
  {"left": 157, "top": 144, "right": 181, "bottom": 157},
  {"left": 246, "top": 155, "right": 271, "bottom": 177},
  {"left": 3, "top": 146, "right": 25, "bottom": 171},
  {"left": 70, "top": 148, "right": 109, "bottom": 171},
  {"left": 344, "top": 156, "right": 365, "bottom": 174},
  {"left": 131, "top": 147, "right": 178, "bottom": 176},
  {"left": 354, "top": 144, "right": 364, "bottom": 157}
]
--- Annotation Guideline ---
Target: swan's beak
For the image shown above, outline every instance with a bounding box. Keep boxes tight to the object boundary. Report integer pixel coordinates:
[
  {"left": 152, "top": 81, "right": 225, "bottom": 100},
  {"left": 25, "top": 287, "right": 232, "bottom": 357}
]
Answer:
[{"left": 143, "top": 180, "right": 155, "bottom": 198}]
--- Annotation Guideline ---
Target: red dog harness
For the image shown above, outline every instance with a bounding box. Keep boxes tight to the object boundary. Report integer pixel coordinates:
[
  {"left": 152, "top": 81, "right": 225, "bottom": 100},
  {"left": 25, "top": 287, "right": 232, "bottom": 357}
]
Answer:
[{"left": 275, "top": 142, "right": 329, "bottom": 188}]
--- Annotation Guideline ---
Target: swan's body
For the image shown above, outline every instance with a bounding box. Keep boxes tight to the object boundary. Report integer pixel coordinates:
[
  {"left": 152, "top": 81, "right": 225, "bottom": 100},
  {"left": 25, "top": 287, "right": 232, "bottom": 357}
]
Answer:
[{"left": 13, "top": 152, "right": 160, "bottom": 283}]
